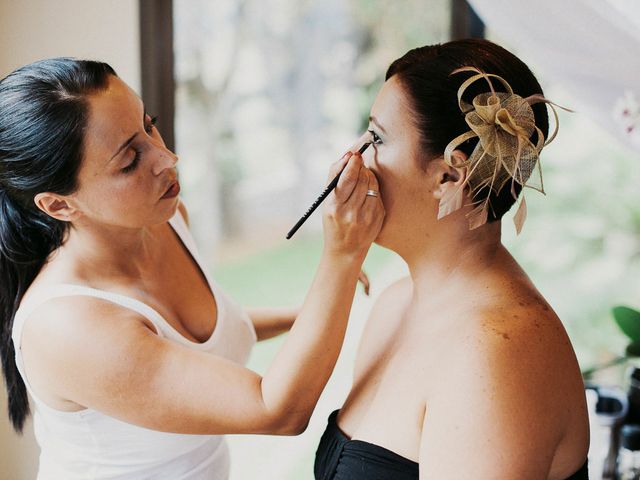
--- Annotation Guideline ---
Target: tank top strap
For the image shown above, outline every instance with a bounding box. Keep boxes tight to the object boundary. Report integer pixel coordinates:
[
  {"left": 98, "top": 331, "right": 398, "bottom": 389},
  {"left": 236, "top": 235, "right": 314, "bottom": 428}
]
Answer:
[
  {"left": 168, "top": 207, "right": 199, "bottom": 259},
  {"left": 12, "top": 283, "right": 168, "bottom": 353},
  {"left": 11, "top": 284, "right": 168, "bottom": 413},
  {"left": 12, "top": 205, "right": 192, "bottom": 350}
]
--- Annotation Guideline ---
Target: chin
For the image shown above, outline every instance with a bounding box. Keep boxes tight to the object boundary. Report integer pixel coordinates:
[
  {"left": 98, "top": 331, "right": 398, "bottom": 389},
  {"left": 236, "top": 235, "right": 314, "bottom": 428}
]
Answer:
[{"left": 157, "top": 198, "right": 180, "bottom": 221}]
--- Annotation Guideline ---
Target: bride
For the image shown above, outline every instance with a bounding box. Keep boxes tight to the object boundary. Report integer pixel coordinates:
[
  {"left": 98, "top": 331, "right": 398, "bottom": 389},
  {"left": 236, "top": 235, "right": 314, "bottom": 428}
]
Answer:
[{"left": 314, "top": 38, "right": 590, "bottom": 480}]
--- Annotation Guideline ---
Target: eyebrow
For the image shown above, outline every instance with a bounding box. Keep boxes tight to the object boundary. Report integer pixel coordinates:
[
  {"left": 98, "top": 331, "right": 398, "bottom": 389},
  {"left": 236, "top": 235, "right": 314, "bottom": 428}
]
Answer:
[
  {"left": 109, "top": 109, "right": 147, "bottom": 161},
  {"left": 369, "top": 115, "right": 387, "bottom": 135}
]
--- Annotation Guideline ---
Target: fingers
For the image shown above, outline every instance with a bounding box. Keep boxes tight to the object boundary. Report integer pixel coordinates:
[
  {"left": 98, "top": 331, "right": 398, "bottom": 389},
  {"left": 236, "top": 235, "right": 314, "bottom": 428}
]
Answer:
[
  {"left": 357, "top": 270, "right": 371, "bottom": 296},
  {"left": 347, "top": 131, "right": 373, "bottom": 154},
  {"left": 321, "top": 150, "right": 385, "bottom": 258},
  {"left": 327, "top": 151, "right": 352, "bottom": 184},
  {"left": 348, "top": 156, "right": 373, "bottom": 205},
  {"left": 358, "top": 167, "right": 381, "bottom": 208},
  {"left": 366, "top": 165, "right": 380, "bottom": 193},
  {"left": 360, "top": 168, "right": 384, "bottom": 235},
  {"left": 333, "top": 153, "right": 364, "bottom": 203}
]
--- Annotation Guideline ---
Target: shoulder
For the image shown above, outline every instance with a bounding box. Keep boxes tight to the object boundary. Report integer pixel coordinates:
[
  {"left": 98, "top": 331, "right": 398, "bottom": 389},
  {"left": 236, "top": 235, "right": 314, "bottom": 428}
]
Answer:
[
  {"left": 429, "top": 297, "right": 577, "bottom": 436},
  {"left": 445, "top": 295, "right": 573, "bottom": 392},
  {"left": 372, "top": 275, "right": 412, "bottom": 311},
  {"left": 20, "top": 292, "right": 159, "bottom": 369},
  {"left": 419, "top": 301, "right": 576, "bottom": 477},
  {"left": 352, "top": 276, "right": 412, "bottom": 373},
  {"left": 20, "top": 293, "right": 159, "bottom": 403},
  {"left": 364, "top": 276, "right": 412, "bottom": 333},
  {"left": 21, "top": 292, "right": 158, "bottom": 358},
  {"left": 465, "top": 295, "right": 572, "bottom": 369},
  {"left": 177, "top": 197, "right": 190, "bottom": 226}
]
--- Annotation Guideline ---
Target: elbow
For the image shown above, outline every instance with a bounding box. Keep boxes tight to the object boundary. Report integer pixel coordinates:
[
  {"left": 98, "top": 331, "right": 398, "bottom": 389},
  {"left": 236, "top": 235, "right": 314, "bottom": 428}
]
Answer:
[
  {"left": 264, "top": 409, "right": 311, "bottom": 436},
  {"left": 280, "top": 417, "right": 309, "bottom": 436}
]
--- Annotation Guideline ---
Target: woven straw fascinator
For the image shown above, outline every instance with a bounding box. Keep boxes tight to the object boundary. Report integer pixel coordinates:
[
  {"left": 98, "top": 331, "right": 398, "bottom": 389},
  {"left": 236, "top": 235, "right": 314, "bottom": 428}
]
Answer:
[{"left": 442, "top": 67, "right": 563, "bottom": 234}]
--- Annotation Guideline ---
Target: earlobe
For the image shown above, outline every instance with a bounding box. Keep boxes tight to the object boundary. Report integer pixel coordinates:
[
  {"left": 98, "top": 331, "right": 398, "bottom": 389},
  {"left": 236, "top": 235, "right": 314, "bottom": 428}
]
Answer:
[
  {"left": 434, "top": 151, "right": 468, "bottom": 219},
  {"left": 33, "top": 193, "right": 80, "bottom": 222}
]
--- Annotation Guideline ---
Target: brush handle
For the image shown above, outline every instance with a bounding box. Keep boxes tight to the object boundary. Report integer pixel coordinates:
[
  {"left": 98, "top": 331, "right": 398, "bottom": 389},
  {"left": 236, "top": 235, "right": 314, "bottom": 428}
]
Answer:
[
  {"left": 286, "top": 173, "right": 341, "bottom": 239},
  {"left": 286, "top": 143, "right": 371, "bottom": 239}
]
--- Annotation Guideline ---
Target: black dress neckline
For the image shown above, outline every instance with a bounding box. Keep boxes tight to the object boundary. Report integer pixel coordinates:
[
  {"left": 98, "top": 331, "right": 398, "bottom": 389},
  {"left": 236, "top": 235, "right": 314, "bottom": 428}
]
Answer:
[{"left": 314, "top": 409, "right": 589, "bottom": 480}]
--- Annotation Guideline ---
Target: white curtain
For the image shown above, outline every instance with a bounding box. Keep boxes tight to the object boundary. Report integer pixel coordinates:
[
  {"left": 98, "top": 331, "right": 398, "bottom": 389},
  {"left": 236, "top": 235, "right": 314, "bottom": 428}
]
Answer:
[{"left": 466, "top": 0, "right": 640, "bottom": 152}]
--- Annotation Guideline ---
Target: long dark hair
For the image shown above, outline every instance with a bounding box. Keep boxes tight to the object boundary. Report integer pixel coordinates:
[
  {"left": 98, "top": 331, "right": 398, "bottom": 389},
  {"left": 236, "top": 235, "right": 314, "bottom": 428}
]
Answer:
[
  {"left": 386, "top": 38, "right": 550, "bottom": 222},
  {"left": 0, "top": 58, "right": 115, "bottom": 433}
]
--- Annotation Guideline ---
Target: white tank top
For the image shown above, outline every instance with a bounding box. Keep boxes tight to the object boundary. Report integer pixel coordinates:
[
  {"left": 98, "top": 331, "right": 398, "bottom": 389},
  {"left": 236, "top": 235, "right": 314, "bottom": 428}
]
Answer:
[{"left": 11, "top": 209, "right": 257, "bottom": 480}]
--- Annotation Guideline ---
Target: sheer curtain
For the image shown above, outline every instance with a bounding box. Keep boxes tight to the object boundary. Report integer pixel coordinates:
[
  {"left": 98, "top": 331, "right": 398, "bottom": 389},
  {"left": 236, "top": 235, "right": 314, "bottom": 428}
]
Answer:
[{"left": 466, "top": 0, "right": 640, "bottom": 151}]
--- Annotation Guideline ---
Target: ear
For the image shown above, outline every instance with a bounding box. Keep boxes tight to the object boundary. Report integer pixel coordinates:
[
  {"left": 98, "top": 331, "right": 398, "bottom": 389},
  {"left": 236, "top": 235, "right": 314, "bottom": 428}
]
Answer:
[
  {"left": 33, "top": 192, "right": 82, "bottom": 222},
  {"left": 431, "top": 149, "right": 468, "bottom": 201}
]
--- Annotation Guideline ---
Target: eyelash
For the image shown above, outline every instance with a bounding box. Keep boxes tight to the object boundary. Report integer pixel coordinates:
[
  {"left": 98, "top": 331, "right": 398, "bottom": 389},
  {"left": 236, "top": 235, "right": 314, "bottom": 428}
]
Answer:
[
  {"left": 146, "top": 116, "right": 158, "bottom": 134},
  {"left": 121, "top": 115, "right": 158, "bottom": 173},
  {"left": 368, "top": 129, "right": 382, "bottom": 145}
]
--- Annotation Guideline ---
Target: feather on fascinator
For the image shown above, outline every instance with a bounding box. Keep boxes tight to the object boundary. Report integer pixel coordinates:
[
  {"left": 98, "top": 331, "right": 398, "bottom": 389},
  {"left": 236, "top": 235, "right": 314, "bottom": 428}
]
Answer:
[{"left": 442, "top": 67, "right": 567, "bottom": 234}]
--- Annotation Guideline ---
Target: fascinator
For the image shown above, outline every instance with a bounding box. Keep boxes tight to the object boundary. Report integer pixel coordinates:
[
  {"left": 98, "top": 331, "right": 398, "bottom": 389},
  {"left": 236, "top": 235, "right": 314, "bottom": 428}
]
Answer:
[{"left": 442, "top": 67, "right": 566, "bottom": 233}]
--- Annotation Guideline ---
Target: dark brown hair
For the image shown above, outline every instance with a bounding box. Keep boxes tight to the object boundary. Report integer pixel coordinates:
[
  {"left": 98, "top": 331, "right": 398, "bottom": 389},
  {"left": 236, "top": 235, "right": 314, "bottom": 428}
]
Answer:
[
  {"left": 0, "top": 58, "right": 116, "bottom": 433},
  {"left": 386, "top": 38, "right": 549, "bottom": 222}
]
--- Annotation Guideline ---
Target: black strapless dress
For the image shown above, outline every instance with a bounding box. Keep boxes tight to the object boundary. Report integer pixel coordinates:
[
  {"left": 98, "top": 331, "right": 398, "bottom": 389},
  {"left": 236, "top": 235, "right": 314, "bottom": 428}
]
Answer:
[{"left": 314, "top": 410, "right": 589, "bottom": 480}]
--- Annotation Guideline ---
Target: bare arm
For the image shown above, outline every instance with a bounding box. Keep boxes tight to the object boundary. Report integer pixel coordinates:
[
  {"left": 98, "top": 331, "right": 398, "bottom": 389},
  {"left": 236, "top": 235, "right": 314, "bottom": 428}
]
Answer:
[
  {"left": 246, "top": 272, "right": 370, "bottom": 341},
  {"left": 22, "top": 152, "right": 384, "bottom": 436},
  {"left": 245, "top": 307, "right": 298, "bottom": 341}
]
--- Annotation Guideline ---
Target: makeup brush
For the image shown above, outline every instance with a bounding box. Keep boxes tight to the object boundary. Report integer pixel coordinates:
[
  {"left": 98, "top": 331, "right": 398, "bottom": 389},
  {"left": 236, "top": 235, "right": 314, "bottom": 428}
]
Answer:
[{"left": 286, "top": 142, "right": 372, "bottom": 239}]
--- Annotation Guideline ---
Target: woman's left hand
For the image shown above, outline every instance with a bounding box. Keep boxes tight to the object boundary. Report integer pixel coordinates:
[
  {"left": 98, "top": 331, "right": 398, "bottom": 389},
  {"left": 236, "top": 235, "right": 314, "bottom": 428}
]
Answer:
[{"left": 358, "top": 269, "right": 370, "bottom": 296}]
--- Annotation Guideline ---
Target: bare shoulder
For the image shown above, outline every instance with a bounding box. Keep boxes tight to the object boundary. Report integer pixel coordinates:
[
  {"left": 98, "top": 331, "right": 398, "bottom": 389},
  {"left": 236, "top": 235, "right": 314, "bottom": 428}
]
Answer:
[
  {"left": 450, "top": 292, "right": 580, "bottom": 393},
  {"left": 420, "top": 296, "right": 588, "bottom": 478},
  {"left": 371, "top": 275, "right": 412, "bottom": 314},
  {"left": 363, "top": 276, "right": 412, "bottom": 333},
  {"left": 352, "top": 276, "right": 412, "bottom": 376},
  {"left": 177, "top": 197, "right": 189, "bottom": 226},
  {"left": 21, "top": 291, "right": 157, "bottom": 345},
  {"left": 474, "top": 294, "right": 574, "bottom": 367},
  {"left": 20, "top": 293, "right": 159, "bottom": 408}
]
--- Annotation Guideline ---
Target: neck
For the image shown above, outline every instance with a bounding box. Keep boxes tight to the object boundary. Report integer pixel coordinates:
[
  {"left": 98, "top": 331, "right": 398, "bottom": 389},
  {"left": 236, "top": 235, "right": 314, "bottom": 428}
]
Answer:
[
  {"left": 57, "top": 219, "right": 159, "bottom": 281},
  {"left": 397, "top": 214, "right": 505, "bottom": 306}
]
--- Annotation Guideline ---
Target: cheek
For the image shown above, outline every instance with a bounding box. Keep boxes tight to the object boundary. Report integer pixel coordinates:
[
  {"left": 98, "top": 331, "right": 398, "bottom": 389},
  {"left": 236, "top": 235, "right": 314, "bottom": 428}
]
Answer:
[
  {"left": 370, "top": 147, "right": 417, "bottom": 204},
  {"left": 76, "top": 173, "right": 159, "bottom": 223},
  {"left": 373, "top": 154, "right": 434, "bottom": 231}
]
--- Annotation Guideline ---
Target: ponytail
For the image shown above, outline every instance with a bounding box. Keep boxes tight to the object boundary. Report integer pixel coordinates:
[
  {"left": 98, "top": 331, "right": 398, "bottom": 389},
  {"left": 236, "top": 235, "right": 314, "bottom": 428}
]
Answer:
[
  {"left": 0, "top": 188, "right": 64, "bottom": 431},
  {"left": 0, "top": 58, "right": 115, "bottom": 432}
]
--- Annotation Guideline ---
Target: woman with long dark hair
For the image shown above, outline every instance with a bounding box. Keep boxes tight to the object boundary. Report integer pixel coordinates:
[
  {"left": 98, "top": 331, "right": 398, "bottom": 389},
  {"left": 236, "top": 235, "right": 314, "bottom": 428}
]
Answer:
[
  {"left": 0, "top": 58, "right": 384, "bottom": 479},
  {"left": 315, "top": 39, "right": 590, "bottom": 479}
]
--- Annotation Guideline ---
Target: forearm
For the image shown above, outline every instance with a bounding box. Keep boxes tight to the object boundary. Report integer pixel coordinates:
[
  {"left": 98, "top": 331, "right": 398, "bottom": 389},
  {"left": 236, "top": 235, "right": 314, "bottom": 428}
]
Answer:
[
  {"left": 259, "top": 248, "right": 365, "bottom": 431},
  {"left": 246, "top": 306, "right": 298, "bottom": 341}
]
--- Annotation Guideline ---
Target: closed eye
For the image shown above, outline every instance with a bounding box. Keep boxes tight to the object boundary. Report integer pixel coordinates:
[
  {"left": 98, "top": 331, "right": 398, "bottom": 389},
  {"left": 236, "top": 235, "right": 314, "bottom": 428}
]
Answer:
[
  {"left": 121, "top": 115, "right": 158, "bottom": 174},
  {"left": 121, "top": 150, "right": 141, "bottom": 173}
]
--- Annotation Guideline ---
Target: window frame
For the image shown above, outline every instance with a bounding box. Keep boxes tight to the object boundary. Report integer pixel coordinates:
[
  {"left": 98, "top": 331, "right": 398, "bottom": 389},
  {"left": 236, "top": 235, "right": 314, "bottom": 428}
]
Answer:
[{"left": 139, "top": 0, "right": 175, "bottom": 152}]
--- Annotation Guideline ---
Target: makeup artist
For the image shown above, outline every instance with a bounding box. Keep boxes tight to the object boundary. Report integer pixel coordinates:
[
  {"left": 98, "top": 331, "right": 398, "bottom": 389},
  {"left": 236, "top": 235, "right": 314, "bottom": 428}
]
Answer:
[{"left": 0, "top": 58, "right": 384, "bottom": 479}]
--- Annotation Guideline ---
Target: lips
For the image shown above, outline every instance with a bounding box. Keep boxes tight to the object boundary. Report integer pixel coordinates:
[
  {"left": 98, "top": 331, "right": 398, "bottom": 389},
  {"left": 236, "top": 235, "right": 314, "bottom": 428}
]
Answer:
[{"left": 161, "top": 180, "right": 180, "bottom": 199}]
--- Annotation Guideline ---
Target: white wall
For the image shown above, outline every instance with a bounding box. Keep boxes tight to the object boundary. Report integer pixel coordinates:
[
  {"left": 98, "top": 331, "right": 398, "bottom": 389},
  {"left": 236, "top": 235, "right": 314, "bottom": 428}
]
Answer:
[
  {"left": 0, "top": 0, "right": 140, "bottom": 91},
  {"left": 0, "top": 1, "right": 140, "bottom": 478}
]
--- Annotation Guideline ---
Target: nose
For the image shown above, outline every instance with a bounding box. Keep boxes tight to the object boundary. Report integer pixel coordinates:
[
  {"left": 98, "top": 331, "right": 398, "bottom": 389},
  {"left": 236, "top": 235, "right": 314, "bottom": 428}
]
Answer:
[{"left": 151, "top": 140, "right": 179, "bottom": 176}]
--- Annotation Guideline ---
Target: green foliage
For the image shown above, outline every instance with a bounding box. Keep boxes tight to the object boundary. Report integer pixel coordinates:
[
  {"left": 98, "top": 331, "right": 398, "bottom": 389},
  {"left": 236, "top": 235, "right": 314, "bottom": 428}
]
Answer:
[
  {"left": 582, "top": 307, "right": 640, "bottom": 377},
  {"left": 614, "top": 306, "right": 640, "bottom": 343}
]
